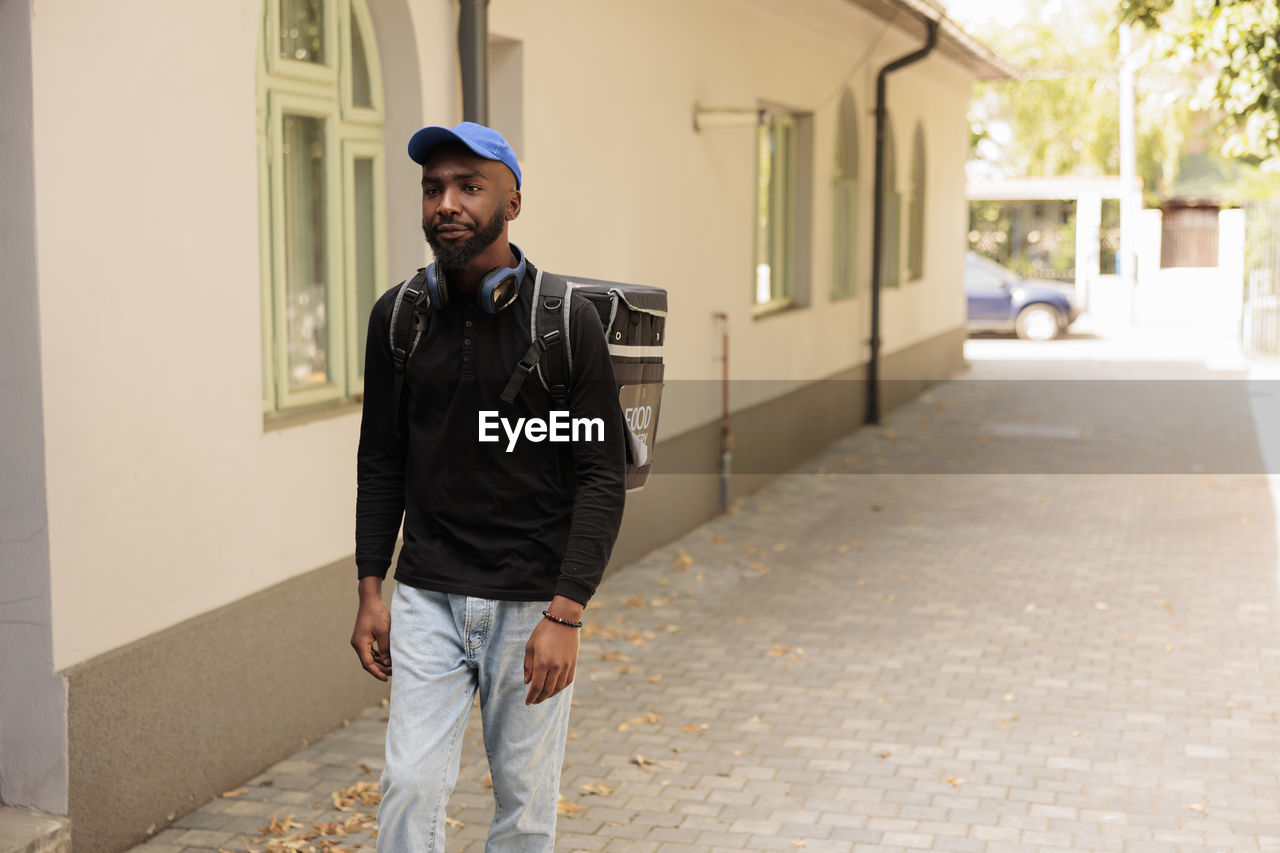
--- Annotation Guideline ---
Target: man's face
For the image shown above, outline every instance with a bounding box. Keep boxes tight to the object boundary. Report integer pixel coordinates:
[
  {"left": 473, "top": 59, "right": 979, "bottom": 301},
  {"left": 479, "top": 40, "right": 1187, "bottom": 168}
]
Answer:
[{"left": 420, "top": 142, "right": 520, "bottom": 272}]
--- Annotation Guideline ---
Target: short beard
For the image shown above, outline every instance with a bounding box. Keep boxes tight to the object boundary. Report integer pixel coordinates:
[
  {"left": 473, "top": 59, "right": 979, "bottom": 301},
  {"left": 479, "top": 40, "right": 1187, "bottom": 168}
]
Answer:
[{"left": 423, "top": 206, "right": 507, "bottom": 275}]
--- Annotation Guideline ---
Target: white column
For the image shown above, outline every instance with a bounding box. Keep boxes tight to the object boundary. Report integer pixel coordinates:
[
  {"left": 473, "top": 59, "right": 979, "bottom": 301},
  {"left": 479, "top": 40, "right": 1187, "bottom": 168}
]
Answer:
[
  {"left": 1220, "top": 208, "right": 1246, "bottom": 334},
  {"left": 1118, "top": 23, "right": 1140, "bottom": 289},
  {"left": 1075, "top": 191, "right": 1101, "bottom": 311}
]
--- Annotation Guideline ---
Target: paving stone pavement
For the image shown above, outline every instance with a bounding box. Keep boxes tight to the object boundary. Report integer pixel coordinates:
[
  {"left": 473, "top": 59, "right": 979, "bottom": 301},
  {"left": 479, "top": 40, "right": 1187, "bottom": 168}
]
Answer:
[{"left": 128, "top": 340, "right": 1280, "bottom": 853}]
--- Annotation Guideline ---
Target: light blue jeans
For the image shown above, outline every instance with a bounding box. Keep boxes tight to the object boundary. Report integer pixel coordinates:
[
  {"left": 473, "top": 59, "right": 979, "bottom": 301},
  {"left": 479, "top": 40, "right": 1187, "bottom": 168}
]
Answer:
[{"left": 376, "top": 585, "right": 573, "bottom": 853}]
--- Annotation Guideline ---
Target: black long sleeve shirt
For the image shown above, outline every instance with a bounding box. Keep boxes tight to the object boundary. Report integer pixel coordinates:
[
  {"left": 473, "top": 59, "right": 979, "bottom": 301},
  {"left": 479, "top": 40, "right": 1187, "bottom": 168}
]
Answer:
[{"left": 355, "top": 264, "right": 627, "bottom": 606}]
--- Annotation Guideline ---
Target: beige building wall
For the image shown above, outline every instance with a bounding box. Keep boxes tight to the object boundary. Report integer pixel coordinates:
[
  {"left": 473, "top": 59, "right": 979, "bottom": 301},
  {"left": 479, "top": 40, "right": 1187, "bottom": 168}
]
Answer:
[
  {"left": 494, "top": 0, "right": 971, "bottom": 428},
  {"left": 31, "top": 0, "right": 972, "bottom": 674},
  {"left": 28, "top": 0, "right": 452, "bottom": 672}
]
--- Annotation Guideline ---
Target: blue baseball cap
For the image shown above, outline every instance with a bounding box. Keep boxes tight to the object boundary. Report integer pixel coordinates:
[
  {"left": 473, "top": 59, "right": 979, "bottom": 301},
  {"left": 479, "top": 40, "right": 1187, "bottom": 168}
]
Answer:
[{"left": 408, "top": 121, "right": 522, "bottom": 189}]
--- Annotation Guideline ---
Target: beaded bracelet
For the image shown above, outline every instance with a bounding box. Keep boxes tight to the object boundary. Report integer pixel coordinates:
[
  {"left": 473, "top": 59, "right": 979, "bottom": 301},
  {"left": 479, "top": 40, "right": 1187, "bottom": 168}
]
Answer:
[{"left": 542, "top": 610, "right": 583, "bottom": 629}]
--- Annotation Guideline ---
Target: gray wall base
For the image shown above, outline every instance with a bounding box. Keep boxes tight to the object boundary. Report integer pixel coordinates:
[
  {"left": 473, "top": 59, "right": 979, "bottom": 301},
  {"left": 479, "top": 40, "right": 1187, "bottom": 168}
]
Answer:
[{"left": 64, "top": 559, "right": 390, "bottom": 853}]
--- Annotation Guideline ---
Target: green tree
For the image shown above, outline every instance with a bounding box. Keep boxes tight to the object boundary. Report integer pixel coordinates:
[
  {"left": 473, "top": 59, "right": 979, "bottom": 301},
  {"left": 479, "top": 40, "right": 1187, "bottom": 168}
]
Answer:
[
  {"left": 1121, "top": 0, "right": 1280, "bottom": 171},
  {"left": 966, "top": 0, "right": 1189, "bottom": 200}
]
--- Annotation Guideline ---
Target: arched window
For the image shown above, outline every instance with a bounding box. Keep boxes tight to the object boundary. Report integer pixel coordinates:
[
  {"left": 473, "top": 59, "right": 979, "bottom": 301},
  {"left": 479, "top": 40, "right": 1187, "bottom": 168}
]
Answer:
[
  {"left": 907, "top": 121, "right": 926, "bottom": 281},
  {"left": 258, "top": 0, "right": 387, "bottom": 414},
  {"left": 880, "top": 114, "right": 901, "bottom": 289},
  {"left": 832, "top": 89, "right": 859, "bottom": 301}
]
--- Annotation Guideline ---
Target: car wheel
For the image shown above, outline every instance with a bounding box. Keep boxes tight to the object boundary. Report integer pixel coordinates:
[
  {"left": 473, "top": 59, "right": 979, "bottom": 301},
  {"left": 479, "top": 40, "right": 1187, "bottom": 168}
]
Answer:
[{"left": 1015, "top": 304, "right": 1062, "bottom": 341}]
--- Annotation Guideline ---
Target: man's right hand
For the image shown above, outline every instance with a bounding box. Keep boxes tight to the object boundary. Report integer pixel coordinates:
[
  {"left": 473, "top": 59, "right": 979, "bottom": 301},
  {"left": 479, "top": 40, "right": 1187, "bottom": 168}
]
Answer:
[{"left": 351, "top": 577, "right": 392, "bottom": 681}]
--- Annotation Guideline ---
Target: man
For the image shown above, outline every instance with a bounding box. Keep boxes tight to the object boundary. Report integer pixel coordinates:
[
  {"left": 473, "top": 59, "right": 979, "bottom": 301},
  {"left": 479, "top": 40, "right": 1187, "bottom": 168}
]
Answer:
[{"left": 352, "top": 121, "right": 627, "bottom": 852}]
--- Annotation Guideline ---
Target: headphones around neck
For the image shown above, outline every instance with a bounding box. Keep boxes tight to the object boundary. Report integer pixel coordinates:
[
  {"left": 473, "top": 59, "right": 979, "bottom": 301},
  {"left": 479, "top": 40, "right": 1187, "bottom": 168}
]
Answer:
[{"left": 425, "top": 244, "right": 527, "bottom": 314}]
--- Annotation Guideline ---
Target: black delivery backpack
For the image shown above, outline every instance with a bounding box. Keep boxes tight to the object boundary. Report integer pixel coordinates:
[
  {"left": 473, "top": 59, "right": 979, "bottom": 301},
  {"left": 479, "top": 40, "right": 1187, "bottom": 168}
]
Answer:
[
  {"left": 549, "top": 272, "right": 666, "bottom": 491},
  {"left": 388, "top": 266, "right": 667, "bottom": 491}
]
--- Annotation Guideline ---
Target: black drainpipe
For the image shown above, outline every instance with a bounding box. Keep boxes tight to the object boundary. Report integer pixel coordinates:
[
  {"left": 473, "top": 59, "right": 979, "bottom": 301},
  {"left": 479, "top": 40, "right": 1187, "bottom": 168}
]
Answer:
[
  {"left": 458, "top": 0, "right": 489, "bottom": 124},
  {"left": 867, "top": 18, "right": 938, "bottom": 425}
]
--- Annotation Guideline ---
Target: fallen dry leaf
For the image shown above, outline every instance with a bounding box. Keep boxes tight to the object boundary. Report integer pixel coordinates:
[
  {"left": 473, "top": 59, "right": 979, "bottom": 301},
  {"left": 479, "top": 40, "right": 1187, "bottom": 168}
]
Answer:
[
  {"left": 579, "top": 780, "right": 614, "bottom": 797},
  {"left": 631, "top": 754, "right": 657, "bottom": 772},
  {"left": 619, "top": 711, "right": 662, "bottom": 731},
  {"left": 710, "top": 534, "right": 725, "bottom": 543},
  {"left": 791, "top": 841, "right": 807, "bottom": 848},
  {"left": 679, "top": 723, "right": 709, "bottom": 734},
  {"left": 648, "top": 674, "right": 663, "bottom": 684},
  {"left": 261, "top": 814, "right": 303, "bottom": 835},
  {"left": 622, "top": 596, "right": 646, "bottom": 608},
  {"left": 222, "top": 787, "right": 248, "bottom": 798},
  {"left": 557, "top": 796, "right": 585, "bottom": 817},
  {"left": 444, "top": 816, "right": 465, "bottom": 829},
  {"left": 768, "top": 645, "right": 790, "bottom": 657},
  {"left": 331, "top": 781, "right": 381, "bottom": 812},
  {"left": 945, "top": 776, "right": 965, "bottom": 788},
  {"left": 597, "top": 650, "right": 630, "bottom": 662}
]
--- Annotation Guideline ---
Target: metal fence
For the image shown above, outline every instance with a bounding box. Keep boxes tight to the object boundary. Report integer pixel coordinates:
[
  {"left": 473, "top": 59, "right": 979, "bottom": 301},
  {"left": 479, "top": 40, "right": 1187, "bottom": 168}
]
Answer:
[{"left": 1243, "top": 202, "right": 1280, "bottom": 355}]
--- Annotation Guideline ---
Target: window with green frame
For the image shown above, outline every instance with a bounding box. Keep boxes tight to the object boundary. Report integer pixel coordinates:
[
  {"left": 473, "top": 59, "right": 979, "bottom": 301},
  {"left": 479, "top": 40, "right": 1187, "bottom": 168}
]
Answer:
[
  {"left": 832, "top": 89, "right": 859, "bottom": 301},
  {"left": 754, "top": 109, "right": 798, "bottom": 311},
  {"left": 258, "top": 0, "right": 387, "bottom": 415},
  {"left": 880, "top": 114, "right": 902, "bottom": 289},
  {"left": 907, "top": 121, "right": 926, "bottom": 282}
]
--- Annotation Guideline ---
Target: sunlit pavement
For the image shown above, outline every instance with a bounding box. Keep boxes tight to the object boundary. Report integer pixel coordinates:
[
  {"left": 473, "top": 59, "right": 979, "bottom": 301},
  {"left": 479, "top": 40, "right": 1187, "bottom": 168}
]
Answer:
[{"left": 131, "top": 322, "right": 1280, "bottom": 853}]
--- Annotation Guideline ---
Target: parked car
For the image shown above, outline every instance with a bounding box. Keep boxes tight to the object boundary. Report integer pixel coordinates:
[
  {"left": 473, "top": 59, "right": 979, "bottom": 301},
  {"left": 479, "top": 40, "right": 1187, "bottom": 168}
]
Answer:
[{"left": 965, "top": 252, "right": 1080, "bottom": 341}]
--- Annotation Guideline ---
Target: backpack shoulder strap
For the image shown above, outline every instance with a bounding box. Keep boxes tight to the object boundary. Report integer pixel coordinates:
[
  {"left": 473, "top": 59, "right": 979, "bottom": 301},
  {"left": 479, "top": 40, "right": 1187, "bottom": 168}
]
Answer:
[
  {"left": 535, "top": 271, "right": 572, "bottom": 408},
  {"left": 390, "top": 268, "right": 430, "bottom": 439},
  {"left": 499, "top": 267, "right": 571, "bottom": 409}
]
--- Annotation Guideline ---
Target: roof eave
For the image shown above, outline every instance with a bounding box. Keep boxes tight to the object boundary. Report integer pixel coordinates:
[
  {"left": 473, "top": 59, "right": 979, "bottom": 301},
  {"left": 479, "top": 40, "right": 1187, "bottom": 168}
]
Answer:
[{"left": 843, "top": 0, "right": 1019, "bottom": 80}]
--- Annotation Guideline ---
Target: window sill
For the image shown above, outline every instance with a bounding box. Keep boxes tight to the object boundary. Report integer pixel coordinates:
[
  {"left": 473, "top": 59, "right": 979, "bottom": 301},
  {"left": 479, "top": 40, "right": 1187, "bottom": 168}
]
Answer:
[
  {"left": 751, "top": 299, "right": 802, "bottom": 321},
  {"left": 264, "top": 398, "right": 362, "bottom": 432}
]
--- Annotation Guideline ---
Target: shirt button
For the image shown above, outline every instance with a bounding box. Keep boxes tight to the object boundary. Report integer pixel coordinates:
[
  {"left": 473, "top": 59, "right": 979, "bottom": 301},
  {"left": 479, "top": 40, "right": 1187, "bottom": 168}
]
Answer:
[
  {"left": 464, "top": 338, "right": 471, "bottom": 346},
  {"left": 463, "top": 354, "right": 472, "bottom": 363},
  {"left": 465, "top": 320, "right": 473, "bottom": 328}
]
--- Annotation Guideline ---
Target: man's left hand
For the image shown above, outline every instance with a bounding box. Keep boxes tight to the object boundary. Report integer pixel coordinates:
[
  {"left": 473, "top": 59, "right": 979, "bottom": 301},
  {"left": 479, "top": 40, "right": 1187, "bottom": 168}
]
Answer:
[{"left": 523, "top": 595, "right": 582, "bottom": 705}]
